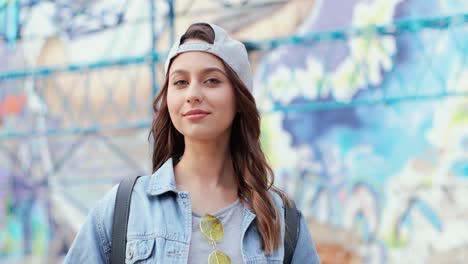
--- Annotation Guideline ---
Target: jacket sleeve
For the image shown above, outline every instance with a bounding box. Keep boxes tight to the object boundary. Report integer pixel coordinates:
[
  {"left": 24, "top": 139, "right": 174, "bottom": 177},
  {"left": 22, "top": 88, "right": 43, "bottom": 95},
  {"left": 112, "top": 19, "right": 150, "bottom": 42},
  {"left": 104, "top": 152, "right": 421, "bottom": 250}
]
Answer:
[
  {"left": 63, "top": 186, "right": 118, "bottom": 264},
  {"left": 291, "top": 211, "right": 321, "bottom": 264}
]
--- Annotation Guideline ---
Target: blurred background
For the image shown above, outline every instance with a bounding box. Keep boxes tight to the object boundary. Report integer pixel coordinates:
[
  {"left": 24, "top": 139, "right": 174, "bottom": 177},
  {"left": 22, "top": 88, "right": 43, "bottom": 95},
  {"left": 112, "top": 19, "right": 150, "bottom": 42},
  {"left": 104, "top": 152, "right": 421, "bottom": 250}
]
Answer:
[{"left": 0, "top": 0, "right": 467, "bottom": 263}]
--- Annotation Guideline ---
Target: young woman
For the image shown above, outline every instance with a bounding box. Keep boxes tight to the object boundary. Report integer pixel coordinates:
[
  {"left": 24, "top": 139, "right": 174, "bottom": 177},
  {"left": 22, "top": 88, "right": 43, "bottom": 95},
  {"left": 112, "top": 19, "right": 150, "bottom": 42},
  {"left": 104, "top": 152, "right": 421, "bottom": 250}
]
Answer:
[{"left": 64, "top": 23, "right": 320, "bottom": 264}]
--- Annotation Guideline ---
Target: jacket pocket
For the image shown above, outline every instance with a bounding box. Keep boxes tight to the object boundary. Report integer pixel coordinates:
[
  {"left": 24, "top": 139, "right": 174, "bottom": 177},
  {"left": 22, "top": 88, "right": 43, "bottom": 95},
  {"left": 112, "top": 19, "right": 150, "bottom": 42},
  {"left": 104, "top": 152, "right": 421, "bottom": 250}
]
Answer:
[{"left": 125, "top": 238, "right": 155, "bottom": 264}]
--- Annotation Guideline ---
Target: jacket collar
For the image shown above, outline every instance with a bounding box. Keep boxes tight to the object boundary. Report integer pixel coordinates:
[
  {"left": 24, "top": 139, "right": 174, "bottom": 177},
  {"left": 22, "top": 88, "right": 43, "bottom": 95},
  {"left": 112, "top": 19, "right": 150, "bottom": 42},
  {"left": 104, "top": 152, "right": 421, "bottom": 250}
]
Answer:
[
  {"left": 147, "top": 158, "right": 179, "bottom": 196},
  {"left": 147, "top": 158, "right": 258, "bottom": 223}
]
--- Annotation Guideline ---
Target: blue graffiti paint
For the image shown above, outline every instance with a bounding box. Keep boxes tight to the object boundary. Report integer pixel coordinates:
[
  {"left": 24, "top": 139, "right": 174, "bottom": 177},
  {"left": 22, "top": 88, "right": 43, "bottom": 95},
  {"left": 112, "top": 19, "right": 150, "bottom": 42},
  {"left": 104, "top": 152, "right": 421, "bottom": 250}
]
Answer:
[{"left": 451, "top": 161, "right": 468, "bottom": 178}]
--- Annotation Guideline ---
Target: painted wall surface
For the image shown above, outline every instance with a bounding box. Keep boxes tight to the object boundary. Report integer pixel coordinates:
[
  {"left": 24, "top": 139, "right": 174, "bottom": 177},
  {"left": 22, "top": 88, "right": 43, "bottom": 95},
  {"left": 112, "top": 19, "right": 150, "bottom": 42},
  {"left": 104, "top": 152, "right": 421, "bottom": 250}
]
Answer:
[
  {"left": 257, "top": 0, "right": 468, "bottom": 263},
  {"left": 0, "top": 0, "right": 467, "bottom": 263}
]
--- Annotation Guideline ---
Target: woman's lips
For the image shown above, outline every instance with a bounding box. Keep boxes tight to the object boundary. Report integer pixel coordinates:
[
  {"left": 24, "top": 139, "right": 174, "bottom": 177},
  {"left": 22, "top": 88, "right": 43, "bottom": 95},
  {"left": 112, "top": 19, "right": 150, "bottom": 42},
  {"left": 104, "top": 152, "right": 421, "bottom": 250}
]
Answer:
[
  {"left": 183, "top": 109, "right": 210, "bottom": 121},
  {"left": 185, "top": 113, "right": 209, "bottom": 120}
]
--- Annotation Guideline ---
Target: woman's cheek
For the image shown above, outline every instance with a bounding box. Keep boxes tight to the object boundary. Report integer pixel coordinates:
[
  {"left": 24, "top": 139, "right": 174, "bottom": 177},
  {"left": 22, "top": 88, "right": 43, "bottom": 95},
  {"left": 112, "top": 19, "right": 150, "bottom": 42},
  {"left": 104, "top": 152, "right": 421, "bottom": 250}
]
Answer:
[{"left": 166, "top": 96, "right": 181, "bottom": 126}]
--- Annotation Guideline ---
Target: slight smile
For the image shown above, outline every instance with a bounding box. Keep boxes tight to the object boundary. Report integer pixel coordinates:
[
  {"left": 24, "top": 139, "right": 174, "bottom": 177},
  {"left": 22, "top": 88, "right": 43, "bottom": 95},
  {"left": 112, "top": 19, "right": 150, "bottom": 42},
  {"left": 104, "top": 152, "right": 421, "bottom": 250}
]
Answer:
[{"left": 183, "top": 109, "right": 210, "bottom": 120}]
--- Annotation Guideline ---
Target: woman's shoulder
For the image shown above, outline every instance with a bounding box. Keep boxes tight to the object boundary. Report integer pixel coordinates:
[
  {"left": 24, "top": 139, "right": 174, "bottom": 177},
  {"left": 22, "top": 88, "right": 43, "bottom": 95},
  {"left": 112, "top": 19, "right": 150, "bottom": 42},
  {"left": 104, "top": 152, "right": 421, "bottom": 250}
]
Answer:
[
  {"left": 268, "top": 187, "right": 293, "bottom": 210},
  {"left": 89, "top": 174, "right": 154, "bottom": 224},
  {"left": 97, "top": 174, "right": 152, "bottom": 205},
  {"left": 83, "top": 175, "right": 154, "bottom": 236}
]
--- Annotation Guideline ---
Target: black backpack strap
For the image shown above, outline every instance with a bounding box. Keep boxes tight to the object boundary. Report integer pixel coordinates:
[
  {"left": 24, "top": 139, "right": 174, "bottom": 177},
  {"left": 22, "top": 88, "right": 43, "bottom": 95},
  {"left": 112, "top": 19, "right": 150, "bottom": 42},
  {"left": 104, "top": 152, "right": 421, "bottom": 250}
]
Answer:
[
  {"left": 110, "top": 176, "right": 140, "bottom": 264},
  {"left": 284, "top": 200, "right": 300, "bottom": 264}
]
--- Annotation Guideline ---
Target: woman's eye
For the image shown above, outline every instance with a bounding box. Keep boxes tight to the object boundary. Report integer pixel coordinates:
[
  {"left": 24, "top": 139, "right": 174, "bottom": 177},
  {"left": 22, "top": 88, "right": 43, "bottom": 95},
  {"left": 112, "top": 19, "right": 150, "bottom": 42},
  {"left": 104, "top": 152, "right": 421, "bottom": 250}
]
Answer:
[
  {"left": 206, "top": 78, "right": 221, "bottom": 85},
  {"left": 173, "top": 80, "right": 188, "bottom": 86}
]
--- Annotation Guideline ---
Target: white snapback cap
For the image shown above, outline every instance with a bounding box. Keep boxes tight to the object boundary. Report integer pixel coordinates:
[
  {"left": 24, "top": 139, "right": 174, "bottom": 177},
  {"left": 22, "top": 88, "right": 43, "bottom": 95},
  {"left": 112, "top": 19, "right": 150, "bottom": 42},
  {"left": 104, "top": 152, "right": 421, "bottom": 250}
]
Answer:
[{"left": 164, "top": 24, "right": 253, "bottom": 91}]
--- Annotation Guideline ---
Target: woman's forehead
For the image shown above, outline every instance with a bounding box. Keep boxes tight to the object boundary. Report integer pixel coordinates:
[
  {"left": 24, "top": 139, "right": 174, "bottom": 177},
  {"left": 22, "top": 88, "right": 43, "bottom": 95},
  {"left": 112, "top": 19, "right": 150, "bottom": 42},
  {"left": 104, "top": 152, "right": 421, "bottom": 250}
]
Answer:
[{"left": 169, "top": 51, "right": 226, "bottom": 75}]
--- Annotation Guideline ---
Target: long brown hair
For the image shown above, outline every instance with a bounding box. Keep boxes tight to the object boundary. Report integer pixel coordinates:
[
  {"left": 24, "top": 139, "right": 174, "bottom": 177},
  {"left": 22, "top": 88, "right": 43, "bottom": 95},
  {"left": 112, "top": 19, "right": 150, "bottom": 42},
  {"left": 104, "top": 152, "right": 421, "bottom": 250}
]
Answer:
[{"left": 149, "top": 23, "right": 290, "bottom": 254}]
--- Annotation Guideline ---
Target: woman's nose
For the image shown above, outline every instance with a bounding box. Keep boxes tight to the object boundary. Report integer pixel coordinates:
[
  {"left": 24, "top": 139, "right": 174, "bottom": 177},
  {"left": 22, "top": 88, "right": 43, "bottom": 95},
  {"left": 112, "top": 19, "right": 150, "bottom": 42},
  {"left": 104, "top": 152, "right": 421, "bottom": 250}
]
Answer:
[{"left": 186, "top": 83, "right": 203, "bottom": 103}]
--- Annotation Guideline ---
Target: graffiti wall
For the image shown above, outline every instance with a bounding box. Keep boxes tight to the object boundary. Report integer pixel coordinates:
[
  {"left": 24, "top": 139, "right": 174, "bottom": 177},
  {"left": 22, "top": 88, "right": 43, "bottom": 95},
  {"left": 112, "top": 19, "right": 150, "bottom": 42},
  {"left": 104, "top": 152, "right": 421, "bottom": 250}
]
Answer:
[
  {"left": 0, "top": 0, "right": 467, "bottom": 263},
  {"left": 257, "top": 0, "right": 468, "bottom": 263},
  {"left": 0, "top": 0, "right": 154, "bottom": 261}
]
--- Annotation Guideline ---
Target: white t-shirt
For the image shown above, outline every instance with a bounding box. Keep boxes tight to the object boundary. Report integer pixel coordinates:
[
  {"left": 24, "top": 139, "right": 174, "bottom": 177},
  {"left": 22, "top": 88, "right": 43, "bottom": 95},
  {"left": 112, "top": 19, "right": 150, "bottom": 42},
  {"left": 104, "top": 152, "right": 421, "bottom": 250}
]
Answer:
[{"left": 188, "top": 199, "right": 244, "bottom": 263}]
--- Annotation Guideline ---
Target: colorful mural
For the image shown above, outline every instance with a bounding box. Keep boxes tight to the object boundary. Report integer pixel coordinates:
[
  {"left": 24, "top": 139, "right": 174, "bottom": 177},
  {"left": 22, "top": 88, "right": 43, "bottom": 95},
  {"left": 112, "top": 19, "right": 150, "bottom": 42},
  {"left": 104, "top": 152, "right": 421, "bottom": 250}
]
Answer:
[
  {"left": 0, "top": 0, "right": 467, "bottom": 263},
  {"left": 258, "top": 0, "right": 468, "bottom": 262}
]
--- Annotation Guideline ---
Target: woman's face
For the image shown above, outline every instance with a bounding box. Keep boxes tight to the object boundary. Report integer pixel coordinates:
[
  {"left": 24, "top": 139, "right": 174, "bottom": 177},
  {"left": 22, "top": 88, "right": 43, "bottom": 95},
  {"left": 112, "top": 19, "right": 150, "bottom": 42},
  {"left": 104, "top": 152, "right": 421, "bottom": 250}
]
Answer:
[{"left": 166, "top": 46, "right": 236, "bottom": 141}]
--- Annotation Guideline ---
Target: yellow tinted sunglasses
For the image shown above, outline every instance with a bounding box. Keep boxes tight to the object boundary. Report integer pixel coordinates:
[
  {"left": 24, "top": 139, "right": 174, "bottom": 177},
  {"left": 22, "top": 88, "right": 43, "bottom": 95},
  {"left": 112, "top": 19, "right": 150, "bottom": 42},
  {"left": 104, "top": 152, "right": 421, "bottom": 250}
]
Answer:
[{"left": 199, "top": 214, "right": 232, "bottom": 264}]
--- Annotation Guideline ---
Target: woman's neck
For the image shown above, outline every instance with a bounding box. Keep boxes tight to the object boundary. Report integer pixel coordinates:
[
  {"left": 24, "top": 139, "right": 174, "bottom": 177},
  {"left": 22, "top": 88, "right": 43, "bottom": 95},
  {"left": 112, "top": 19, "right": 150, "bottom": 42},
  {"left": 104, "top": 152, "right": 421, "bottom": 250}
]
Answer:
[
  {"left": 175, "top": 139, "right": 237, "bottom": 191},
  {"left": 175, "top": 140, "right": 240, "bottom": 215}
]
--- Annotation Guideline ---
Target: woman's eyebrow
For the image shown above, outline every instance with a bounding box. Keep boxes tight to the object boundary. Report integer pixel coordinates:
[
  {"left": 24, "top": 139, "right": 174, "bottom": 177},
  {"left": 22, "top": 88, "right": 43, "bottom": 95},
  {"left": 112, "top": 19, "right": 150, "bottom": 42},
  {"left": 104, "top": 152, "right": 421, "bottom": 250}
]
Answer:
[
  {"left": 201, "top": 67, "right": 226, "bottom": 76},
  {"left": 169, "top": 69, "right": 187, "bottom": 78},
  {"left": 169, "top": 67, "right": 226, "bottom": 78}
]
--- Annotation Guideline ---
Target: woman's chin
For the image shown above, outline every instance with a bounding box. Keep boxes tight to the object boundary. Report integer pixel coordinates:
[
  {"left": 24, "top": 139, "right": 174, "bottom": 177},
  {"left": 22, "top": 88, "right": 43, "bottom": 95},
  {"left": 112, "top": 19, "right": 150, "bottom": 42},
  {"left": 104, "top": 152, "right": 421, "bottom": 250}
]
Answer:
[
  {"left": 183, "top": 131, "right": 218, "bottom": 141},
  {"left": 182, "top": 129, "right": 230, "bottom": 143}
]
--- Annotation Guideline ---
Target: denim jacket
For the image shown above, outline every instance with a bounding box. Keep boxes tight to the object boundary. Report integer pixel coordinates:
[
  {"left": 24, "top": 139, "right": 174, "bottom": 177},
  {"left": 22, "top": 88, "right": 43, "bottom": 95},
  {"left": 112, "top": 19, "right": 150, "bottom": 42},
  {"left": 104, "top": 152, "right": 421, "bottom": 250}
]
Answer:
[{"left": 64, "top": 158, "right": 320, "bottom": 264}]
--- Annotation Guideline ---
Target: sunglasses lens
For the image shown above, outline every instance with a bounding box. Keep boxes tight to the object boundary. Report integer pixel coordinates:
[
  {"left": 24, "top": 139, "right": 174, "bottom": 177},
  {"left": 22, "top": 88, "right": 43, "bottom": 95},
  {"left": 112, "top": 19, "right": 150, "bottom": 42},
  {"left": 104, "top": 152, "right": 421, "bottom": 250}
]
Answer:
[
  {"left": 208, "top": 250, "right": 231, "bottom": 264},
  {"left": 200, "top": 214, "right": 224, "bottom": 242},
  {"left": 200, "top": 215, "right": 231, "bottom": 264}
]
